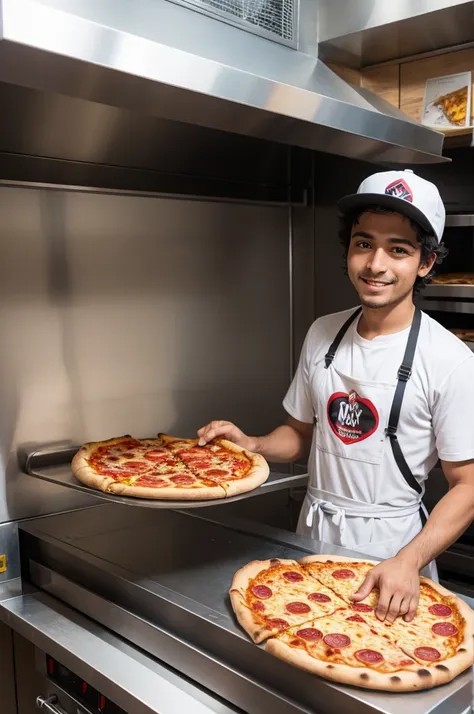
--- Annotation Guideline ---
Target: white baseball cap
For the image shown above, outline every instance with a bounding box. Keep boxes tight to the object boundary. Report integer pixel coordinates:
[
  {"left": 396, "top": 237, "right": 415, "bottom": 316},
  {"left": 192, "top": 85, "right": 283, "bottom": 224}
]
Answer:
[{"left": 338, "top": 169, "right": 446, "bottom": 243}]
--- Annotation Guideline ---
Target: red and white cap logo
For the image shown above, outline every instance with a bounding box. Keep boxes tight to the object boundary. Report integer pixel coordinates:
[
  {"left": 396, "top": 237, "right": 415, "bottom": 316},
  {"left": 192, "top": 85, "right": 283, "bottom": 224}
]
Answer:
[
  {"left": 337, "top": 169, "right": 446, "bottom": 243},
  {"left": 384, "top": 178, "right": 413, "bottom": 203}
]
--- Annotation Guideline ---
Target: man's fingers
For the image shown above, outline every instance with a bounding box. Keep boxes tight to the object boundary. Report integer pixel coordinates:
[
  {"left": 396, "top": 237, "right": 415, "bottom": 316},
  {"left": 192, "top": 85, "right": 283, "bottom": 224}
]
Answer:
[
  {"left": 197, "top": 421, "right": 232, "bottom": 445},
  {"left": 375, "top": 587, "right": 391, "bottom": 621},
  {"left": 385, "top": 593, "right": 403, "bottom": 625},
  {"left": 351, "top": 573, "right": 375, "bottom": 602},
  {"left": 403, "top": 596, "right": 419, "bottom": 623}
]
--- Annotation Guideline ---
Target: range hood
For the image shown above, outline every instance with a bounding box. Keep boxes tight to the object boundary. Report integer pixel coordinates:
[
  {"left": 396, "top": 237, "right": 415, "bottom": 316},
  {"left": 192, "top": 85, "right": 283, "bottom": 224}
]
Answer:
[{"left": 0, "top": 0, "right": 448, "bottom": 165}]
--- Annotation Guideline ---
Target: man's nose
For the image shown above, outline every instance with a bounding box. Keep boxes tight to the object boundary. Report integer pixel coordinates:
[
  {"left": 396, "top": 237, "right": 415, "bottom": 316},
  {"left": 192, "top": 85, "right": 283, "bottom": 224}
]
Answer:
[{"left": 367, "top": 248, "right": 387, "bottom": 274}]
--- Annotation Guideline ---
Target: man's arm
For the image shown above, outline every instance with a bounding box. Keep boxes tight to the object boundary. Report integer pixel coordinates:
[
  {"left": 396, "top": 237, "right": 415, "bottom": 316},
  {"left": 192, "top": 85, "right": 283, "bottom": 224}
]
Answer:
[
  {"left": 397, "top": 458, "right": 474, "bottom": 569},
  {"left": 353, "top": 459, "right": 474, "bottom": 623},
  {"left": 197, "top": 416, "right": 313, "bottom": 462}
]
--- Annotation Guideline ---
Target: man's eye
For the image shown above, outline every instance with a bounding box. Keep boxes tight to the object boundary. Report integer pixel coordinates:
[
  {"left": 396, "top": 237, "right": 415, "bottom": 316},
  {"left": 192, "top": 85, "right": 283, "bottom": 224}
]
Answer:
[
  {"left": 356, "top": 241, "right": 371, "bottom": 249},
  {"left": 392, "top": 247, "right": 409, "bottom": 255}
]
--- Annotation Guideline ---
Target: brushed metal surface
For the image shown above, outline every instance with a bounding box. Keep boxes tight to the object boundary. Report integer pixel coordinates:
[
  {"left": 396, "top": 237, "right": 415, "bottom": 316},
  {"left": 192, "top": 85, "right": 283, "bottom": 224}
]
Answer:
[
  {"left": 0, "top": 185, "right": 291, "bottom": 523},
  {"left": 418, "top": 299, "right": 474, "bottom": 314},
  {"left": 446, "top": 215, "right": 474, "bottom": 227},
  {"left": 318, "top": 0, "right": 474, "bottom": 66},
  {"left": 424, "top": 285, "right": 474, "bottom": 298},
  {"left": 18, "top": 507, "right": 473, "bottom": 714},
  {"left": 1, "top": 591, "right": 240, "bottom": 714},
  {"left": 0, "top": 0, "right": 447, "bottom": 164}
]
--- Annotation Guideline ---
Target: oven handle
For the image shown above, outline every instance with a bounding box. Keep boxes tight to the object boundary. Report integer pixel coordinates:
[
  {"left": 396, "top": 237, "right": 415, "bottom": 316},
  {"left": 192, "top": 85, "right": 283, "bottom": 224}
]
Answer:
[{"left": 36, "top": 695, "right": 68, "bottom": 714}]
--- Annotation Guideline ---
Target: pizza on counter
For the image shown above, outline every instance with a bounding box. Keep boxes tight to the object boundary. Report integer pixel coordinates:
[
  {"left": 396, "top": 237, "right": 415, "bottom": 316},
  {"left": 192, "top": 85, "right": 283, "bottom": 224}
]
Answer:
[
  {"left": 430, "top": 272, "right": 474, "bottom": 285},
  {"left": 230, "top": 555, "right": 474, "bottom": 692},
  {"left": 433, "top": 85, "right": 469, "bottom": 126},
  {"left": 71, "top": 433, "right": 269, "bottom": 500}
]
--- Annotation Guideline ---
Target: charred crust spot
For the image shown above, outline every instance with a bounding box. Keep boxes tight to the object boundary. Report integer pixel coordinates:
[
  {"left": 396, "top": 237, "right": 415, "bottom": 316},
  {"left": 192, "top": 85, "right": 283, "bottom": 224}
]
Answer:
[
  {"left": 326, "top": 665, "right": 334, "bottom": 669},
  {"left": 458, "top": 648, "right": 466, "bottom": 652},
  {"left": 270, "top": 559, "right": 280, "bottom": 566},
  {"left": 417, "top": 669, "right": 432, "bottom": 678},
  {"left": 360, "top": 674, "right": 369, "bottom": 681},
  {"left": 390, "top": 676, "right": 401, "bottom": 683},
  {"left": 435, "top": 665, "right": 449, "bottom": 672}
]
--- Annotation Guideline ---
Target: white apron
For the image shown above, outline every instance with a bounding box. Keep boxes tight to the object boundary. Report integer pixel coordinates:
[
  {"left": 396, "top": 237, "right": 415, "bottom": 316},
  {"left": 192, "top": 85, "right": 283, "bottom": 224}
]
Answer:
[{"left": 297, "top": 308, "right": 438, "bottom": 581}]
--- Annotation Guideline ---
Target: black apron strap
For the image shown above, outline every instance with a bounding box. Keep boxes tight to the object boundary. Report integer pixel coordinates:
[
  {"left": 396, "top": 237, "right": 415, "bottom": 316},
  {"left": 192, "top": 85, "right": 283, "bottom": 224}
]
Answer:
[
  {"left": 385, "top": 308, "right": 427, "bottom": 526},
  {"left": 325, "top": 307, "right": 362, "bottom": 368}
]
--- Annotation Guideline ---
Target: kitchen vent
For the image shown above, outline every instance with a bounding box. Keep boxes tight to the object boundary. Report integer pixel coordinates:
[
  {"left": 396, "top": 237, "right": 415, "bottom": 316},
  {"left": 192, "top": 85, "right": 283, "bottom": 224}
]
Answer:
[{"left": 176, "top": 0, "right": 295, "bottom": 44}]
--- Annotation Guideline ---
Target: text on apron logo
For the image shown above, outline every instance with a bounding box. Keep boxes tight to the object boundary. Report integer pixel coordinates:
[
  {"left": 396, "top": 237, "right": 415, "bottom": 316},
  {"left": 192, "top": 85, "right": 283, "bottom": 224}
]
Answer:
[{"left": 327, "top": 390, "right": 379, "bottom": 445}]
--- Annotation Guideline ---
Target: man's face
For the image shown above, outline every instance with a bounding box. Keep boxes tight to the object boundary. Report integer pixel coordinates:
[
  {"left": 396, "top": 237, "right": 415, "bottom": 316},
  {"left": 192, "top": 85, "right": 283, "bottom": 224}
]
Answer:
[{"left": 347, "top": 211, "right": 435, "bottom": 310}]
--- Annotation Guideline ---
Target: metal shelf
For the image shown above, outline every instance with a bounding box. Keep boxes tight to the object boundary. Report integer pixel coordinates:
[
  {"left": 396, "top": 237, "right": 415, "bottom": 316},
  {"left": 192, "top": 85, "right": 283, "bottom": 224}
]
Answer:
[
  {"left": 419, "top": 298, "right": 474, "bottom": 315},
  {"left": 446, "top": 215, "right": 474, "bottom": 228},
  {"left": 20, "top": 444, "right": 307, "bottom": 509},
  {"left": 424, "top": 285, "right": 474, "bottom": 299}
]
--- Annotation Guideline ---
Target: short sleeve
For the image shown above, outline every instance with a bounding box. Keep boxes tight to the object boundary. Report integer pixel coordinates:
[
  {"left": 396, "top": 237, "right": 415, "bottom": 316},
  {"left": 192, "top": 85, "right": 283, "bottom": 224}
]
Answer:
[
  {"left": 432, "top": 355, "right": 474, "bottom": 462},
  {"left": 283, "top": 330, "right": 315, "bottom": 424}
]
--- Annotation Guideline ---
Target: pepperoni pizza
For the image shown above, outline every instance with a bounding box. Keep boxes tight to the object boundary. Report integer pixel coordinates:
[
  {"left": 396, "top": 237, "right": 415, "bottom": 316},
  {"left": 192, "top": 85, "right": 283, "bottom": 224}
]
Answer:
[
  {"left": 71, "top": 433, "right": 269, "bottom": 500},
  {"left": 230, "top": 555, "right": 474, "bottom": 691}
]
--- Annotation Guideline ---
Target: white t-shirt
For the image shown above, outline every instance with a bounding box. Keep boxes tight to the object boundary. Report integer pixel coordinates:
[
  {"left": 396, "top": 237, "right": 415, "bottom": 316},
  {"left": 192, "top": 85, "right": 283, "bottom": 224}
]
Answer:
[{"left": 284, "top": 307, "right": 474, "bottom": 506}]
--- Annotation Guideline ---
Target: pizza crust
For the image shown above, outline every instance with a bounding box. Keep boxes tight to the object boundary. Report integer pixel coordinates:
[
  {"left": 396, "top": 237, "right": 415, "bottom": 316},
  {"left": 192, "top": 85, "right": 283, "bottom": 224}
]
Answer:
[
  {"left": 71, "top": 437, "right": 136, "bottom": 493},
  {"left": 265, "top": 637, "right": 466, "bottom": 692},
  {"left": 107, "top": 481, "right": 227, "bottom": 500}
]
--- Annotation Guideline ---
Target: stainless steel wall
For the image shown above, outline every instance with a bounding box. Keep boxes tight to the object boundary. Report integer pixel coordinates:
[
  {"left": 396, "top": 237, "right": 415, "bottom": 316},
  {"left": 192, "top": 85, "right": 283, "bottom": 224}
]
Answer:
[{"left": 0, "top": 185, "right": 292, "bottom": 523}]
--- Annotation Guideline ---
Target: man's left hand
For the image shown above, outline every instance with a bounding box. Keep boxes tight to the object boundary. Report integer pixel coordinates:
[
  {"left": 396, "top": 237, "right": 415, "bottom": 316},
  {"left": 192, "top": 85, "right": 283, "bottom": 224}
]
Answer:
[{"left": 351, "top": 556, "right": 420, "bottom": 624}]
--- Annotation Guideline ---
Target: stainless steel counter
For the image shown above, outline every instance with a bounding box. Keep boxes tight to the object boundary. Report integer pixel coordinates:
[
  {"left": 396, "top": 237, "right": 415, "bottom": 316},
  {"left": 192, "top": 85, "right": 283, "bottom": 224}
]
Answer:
[
  {"left": 5, "top": 505, "right": 472, "bottom": 714},
  {"left": 0, "top": 578, "right": 239, "bottom": 714}
]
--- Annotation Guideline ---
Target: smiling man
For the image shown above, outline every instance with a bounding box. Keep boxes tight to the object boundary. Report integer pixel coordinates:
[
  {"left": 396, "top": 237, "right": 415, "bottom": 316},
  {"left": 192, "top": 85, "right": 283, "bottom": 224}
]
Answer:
[{"left": 198, "top": 170, "right": 474, "bottom": 625}]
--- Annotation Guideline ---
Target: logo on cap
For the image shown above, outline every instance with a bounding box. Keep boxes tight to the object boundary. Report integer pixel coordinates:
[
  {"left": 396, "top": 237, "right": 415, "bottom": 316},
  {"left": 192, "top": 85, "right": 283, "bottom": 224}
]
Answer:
[{"left": 385, "top": 179, "right": 413, "bottom": 203}]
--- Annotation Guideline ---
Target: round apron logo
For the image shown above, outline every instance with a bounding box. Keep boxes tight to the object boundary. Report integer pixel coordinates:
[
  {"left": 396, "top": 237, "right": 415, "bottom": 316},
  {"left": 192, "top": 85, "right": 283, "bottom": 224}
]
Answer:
[{"left": 327, "top": 390, "right": 379, "bottom": 445}]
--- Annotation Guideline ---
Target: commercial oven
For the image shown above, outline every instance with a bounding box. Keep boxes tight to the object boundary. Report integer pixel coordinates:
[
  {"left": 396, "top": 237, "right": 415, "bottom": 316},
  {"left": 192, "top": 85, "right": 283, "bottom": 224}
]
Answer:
[{"left": 417, "top": 212, "right": 474, "bottom": 596}]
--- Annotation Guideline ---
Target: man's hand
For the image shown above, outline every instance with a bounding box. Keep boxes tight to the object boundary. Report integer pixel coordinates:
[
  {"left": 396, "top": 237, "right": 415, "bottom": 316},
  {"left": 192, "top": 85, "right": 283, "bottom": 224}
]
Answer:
[
  {"left": 351, "top": 556, "right": 420, "bottom": 624},
  {"left": 197, "top": 420, "right": 256, "bottom": 451}
]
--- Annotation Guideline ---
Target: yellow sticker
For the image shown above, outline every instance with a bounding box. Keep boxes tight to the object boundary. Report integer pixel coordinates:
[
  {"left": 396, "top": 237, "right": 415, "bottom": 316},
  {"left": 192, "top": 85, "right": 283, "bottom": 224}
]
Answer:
[{"left": 0, "top": 555, "right": 6, "bottom": 573}]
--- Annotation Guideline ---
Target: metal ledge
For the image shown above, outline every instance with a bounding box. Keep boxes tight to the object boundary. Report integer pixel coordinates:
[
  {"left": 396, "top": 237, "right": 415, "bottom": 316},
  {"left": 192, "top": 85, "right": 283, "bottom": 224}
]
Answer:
[{"left": 20, "top": 444, "right": 308, "bottom": 509}]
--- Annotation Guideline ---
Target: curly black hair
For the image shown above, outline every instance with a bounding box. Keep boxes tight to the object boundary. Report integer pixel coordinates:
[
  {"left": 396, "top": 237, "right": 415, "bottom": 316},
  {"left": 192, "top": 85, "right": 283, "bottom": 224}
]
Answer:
[{"left": 338, "top": 205, "right": 448, "bottom": 295}]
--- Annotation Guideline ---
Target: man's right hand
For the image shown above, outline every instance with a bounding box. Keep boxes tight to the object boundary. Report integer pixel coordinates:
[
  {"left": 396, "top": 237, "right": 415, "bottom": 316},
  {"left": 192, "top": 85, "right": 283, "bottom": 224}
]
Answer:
[{"left": 197, "top": 420, "right": 257, "bottom": 452}]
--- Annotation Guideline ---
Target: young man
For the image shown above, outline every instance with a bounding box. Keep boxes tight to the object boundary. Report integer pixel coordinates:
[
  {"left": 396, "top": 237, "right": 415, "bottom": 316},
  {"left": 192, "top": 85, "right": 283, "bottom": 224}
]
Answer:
[{"left": 198, "top": 170, "right": 474, "bottom": 625}]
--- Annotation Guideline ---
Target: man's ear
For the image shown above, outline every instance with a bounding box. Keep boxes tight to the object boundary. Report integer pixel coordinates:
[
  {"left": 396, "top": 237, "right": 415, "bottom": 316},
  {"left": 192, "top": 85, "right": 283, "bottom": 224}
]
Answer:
[{"left": 418, "top": 252, "right": 436, "bottom": 278}]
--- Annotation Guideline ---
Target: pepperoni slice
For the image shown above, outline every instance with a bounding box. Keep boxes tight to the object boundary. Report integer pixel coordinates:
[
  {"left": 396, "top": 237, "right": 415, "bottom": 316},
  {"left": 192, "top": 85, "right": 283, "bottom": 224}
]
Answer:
[
  {"left": 251, "top": 585, "right": 273, "bottom": 600},
  {"left": 283, "top": 571, "right": 304, "bottom": 583},
  {"left": 352, "top": 603, "right": 373, "bottom": 612},
  {"left": 205, "top": 469, "right": 229, "bottom": 477},
  {"left": 332, "top": 569, "right": 355, "bottom": 580},
  {"left": 134, "top": 477, "right": 167, "bottom": 487},
  {"left": 432, "top": 622, "right": 458, "bottom": 637},
  {"left": 355, "top": 649, "right": 384, "bottom": 665},
  {"left": 144, "top": 450, "right": 169, "bottom": 462},
  {"left": 122, "top": 452, "right": 136, "bottom": 459},
  {"left": 414, "top": 647, "right": 441, "bottom": 661},
  {"left": 252, "top": 601, "right": 265, "bottom": 612},
  {"left": 265, "top": 618, "right": 289, "bottom": 630},
  {"left": 169, "top": 474, "right": 195, "bottom": 485},
  {"left": 286, "top": 602, "right": 311, "bottom": 614},
  {"left": 308, "top": 593, "right": 331, "bottom": 603},
  {"left": 123, "top": 461, "right": 148, "bottom": 472},
  {"left": 190, "top": 460, "right": 212, "bottom": 469},
  {"left": 346, "top": 614, "right": 366, "bottom": 623},
  {"left": 323, "top": 633, "right": 351, "bottom": 648},
  {"left": 399, "top": 658, "right": 415, "bottom": 666},
  {"left": 296, "top": 628, "right": 323, "bottom": 641},
  {"left": 429, "top": 604, "right": 452, "bottom": 618},
  {"left": 108, "top": 456, "right": 120, "bottom": 462}
]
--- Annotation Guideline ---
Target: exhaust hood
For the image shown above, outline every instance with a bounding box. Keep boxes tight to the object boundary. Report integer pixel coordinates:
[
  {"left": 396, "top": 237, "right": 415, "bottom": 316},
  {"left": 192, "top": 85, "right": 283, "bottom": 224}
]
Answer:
[{"left": 0, "top": 0, "right": 448, "bottom": 165}]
